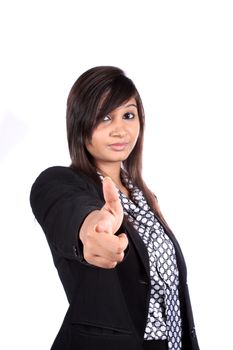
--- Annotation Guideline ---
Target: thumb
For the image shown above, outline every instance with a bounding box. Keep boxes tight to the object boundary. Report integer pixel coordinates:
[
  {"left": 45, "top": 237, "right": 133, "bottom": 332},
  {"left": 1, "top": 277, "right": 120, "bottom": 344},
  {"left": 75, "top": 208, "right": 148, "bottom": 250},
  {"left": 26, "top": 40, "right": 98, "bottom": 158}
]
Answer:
[
  {"left": 94, "top": 222, "right": 110, "bottom": 234},
  {"left": 118, "top": 233, "right": 129, "bottom": 250}
]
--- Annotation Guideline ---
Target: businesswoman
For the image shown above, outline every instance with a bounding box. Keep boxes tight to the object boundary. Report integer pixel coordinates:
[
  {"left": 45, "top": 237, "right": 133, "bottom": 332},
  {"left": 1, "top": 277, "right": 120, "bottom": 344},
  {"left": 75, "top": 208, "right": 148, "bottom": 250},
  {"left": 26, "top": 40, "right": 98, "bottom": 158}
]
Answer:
[{"left": 30, "top": 66, "right": 200, "bottom": 350}]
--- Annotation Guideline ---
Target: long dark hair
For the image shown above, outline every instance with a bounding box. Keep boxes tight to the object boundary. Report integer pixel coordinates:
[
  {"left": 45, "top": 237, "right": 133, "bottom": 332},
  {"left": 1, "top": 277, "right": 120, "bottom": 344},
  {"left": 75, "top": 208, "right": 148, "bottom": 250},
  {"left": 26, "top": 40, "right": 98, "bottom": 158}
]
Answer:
[{"left": 66, "top": 66, "right": 169, "bottom": 227}]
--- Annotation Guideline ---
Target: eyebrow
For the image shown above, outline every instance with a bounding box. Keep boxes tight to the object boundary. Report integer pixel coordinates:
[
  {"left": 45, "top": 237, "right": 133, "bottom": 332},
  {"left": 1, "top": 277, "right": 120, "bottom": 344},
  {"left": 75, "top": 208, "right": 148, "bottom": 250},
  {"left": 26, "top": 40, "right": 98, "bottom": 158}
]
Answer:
[{"left": 125, "top": 103, "right": 137, "bottom": 108}]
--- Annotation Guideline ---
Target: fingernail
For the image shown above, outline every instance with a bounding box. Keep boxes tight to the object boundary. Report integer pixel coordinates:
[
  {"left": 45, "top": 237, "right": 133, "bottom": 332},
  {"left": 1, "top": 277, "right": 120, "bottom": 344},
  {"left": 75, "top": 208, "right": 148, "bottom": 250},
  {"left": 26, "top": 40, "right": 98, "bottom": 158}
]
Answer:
[{"left": 103, "top": 176, "right": 111, "bottom": 181}]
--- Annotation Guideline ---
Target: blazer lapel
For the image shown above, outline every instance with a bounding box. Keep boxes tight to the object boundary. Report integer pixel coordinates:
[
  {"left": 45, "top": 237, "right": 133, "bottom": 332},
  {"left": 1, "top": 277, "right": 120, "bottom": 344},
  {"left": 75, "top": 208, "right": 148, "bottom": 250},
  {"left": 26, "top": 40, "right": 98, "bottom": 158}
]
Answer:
[
  {"left": 124, "top": 220, "right": 151, "bottom": 281},
  {"left": 163, "top": 225, "right": 187, "bottom": 284},
  {"left": 124, "top": 216, "right": 187, "bottom": 285}
]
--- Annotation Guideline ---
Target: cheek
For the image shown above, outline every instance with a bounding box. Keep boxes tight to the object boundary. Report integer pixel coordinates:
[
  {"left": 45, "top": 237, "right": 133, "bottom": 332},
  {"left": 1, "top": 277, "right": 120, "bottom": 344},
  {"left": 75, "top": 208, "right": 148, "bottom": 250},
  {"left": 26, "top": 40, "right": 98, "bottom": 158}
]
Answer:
[
  {"left": 134, "top": 124, "right": 140, "bottom": 139},
  {"left": 132, "top": 127, "right": 140, "bottom": 148},
  {"left": 85, "top": 133, "right": 102, "bottom": 154},
  {"left": 85, "top": 137, "right": 96, "bottom": 156}
]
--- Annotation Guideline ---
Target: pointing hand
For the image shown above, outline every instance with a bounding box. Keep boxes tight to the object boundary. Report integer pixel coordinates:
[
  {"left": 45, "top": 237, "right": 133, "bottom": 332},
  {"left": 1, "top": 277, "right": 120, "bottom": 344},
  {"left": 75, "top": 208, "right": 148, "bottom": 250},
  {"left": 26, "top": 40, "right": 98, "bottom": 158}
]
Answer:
[{"left": 79, "top": 177, "right": 128, "bottom": 268}]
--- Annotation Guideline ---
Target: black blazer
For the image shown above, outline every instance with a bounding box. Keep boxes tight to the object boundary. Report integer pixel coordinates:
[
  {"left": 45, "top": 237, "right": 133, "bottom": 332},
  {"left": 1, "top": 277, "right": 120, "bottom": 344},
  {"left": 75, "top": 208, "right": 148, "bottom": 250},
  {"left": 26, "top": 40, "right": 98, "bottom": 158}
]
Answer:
[{"left": 30, "top": 166, "right": 200, "bottom": 350}]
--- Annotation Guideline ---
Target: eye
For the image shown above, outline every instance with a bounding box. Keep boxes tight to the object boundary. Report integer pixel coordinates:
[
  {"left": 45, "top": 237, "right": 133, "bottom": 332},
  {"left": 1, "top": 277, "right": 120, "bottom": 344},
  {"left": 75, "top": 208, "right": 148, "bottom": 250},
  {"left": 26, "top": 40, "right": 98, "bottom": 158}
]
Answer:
[
  {"left": 123, "top": 112, "right": 135, "bottom": 120},
  {"left": 102, "top": 115, "right": 111, "bottom": 122}
]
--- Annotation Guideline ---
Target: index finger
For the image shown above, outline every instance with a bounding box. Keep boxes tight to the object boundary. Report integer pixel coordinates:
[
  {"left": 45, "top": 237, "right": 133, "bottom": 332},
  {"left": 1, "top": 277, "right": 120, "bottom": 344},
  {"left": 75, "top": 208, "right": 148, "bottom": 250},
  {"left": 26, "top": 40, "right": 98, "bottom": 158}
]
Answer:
[{"left": 102, "top": 177, "right": 119, "bottom": 204}]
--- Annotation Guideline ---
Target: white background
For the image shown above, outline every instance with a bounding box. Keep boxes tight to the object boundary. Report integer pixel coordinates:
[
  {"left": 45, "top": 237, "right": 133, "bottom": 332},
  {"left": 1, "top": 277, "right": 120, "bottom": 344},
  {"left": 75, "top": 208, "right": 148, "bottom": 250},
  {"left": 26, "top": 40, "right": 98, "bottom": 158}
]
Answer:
[{"left": 0, "top": 1, "right": 232, "bottom": 349}]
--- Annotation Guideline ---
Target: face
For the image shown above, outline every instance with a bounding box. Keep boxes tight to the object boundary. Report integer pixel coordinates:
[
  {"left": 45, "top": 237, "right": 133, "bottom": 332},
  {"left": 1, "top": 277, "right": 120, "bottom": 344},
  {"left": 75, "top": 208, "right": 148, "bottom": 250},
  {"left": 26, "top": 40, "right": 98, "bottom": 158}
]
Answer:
[{"left": 85, "top": 97, "right": 140, "bottom": 171}]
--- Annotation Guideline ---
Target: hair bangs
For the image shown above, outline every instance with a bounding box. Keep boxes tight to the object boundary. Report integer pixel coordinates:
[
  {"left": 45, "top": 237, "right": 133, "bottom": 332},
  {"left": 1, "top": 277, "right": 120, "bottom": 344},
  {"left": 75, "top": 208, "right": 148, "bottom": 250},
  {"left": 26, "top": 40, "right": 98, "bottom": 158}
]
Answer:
[{"left": 95, "top": 76, "right": 138, "bottom": 124}]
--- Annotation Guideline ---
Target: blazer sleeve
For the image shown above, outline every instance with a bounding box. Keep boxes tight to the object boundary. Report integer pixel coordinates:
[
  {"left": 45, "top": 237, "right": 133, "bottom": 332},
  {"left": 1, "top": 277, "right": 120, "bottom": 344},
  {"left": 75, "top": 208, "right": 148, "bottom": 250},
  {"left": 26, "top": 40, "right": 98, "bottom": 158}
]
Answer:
[{"left": 29, "top": 166, "right": 104, "bottom": 260}]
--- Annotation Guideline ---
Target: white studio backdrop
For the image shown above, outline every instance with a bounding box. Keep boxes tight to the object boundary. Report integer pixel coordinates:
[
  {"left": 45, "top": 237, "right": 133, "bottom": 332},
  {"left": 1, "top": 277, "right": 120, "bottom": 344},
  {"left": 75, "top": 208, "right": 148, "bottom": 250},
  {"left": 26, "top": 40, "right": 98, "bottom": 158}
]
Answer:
[{"left": 0, "top": 1, "right": 232, "bottom": 349}]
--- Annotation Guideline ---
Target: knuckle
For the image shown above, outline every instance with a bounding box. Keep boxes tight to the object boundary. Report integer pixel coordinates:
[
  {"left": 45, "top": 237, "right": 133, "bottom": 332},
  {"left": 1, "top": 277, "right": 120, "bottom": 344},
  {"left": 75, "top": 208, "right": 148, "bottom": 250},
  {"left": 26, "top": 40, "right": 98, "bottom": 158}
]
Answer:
[
  {"left": 83, "top": 244, "right": 91, "bottom": 256},
  {"left": 116, "top": 252, "right": 124, "bottom": 262},
  {"left": 108, "top": 261, "right": 117, "bottom": 269},
  {"left": 83, "top": 252, "right": 92, "bottom": 263},
  {"left": 116, "top": 240, "right": 127, "bottom": 253},
  {"left": 115, "top": 245, "right": 123, "bottom": 254},
  {"left": 98, "top": 259, "right": 117, "bottom": 269}
]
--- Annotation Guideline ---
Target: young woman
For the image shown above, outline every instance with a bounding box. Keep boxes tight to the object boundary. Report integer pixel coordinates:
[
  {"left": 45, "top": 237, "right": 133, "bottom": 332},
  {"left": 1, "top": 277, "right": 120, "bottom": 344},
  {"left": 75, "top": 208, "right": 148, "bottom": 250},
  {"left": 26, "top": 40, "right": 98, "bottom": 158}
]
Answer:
[{"left": 30, "top": 66, "right": 200, "bottom": 350}]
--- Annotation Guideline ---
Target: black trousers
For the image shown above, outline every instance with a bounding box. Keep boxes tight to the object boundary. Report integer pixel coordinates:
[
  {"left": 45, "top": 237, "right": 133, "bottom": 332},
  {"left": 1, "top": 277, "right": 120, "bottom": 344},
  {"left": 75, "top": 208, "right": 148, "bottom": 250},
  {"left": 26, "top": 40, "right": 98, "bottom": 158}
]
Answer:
[{"left": 142, "top": 340, "right": 168, "bottom": 350}]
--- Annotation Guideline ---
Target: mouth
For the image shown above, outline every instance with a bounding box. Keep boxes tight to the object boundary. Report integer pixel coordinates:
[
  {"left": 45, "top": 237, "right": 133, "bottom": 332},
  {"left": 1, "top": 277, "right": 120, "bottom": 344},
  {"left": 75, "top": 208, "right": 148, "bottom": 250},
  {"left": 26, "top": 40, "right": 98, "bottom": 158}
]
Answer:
[{"left": 108, "top": 143, "right": 129, "bottom": 151}]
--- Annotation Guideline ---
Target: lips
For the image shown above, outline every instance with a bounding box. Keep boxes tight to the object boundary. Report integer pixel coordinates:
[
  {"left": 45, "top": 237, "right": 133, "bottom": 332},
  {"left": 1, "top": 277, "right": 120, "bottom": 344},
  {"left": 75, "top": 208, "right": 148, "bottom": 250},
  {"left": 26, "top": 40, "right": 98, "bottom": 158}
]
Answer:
[{"left": 108, "top": 143, "right": 128, "bottom": 151}]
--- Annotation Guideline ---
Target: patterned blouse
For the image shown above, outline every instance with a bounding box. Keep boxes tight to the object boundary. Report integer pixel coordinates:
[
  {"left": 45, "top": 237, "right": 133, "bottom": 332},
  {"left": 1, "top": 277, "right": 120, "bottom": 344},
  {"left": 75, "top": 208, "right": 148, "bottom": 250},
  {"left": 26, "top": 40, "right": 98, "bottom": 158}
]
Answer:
[{"left": 117, "top": 176, "right": 182, "bottom": 350}]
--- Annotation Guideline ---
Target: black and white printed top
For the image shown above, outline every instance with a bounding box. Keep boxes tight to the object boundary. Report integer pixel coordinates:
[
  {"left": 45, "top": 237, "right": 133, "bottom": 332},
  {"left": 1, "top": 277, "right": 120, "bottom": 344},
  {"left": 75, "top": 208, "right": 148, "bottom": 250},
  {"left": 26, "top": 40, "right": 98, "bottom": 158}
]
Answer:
[{"left": 117, "top": 175, "right": 183, "bottom": 350}]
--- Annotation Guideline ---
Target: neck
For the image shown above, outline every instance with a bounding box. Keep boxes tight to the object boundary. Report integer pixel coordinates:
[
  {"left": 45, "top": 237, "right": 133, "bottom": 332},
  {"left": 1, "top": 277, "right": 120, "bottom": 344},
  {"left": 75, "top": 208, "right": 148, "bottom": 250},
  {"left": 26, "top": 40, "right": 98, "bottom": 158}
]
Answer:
[
  {"left": 96, "top": 162, "right": 121, "bottom": 183},
  {"left": 96, "top": 162, "right": 129, "bottom": 197}
]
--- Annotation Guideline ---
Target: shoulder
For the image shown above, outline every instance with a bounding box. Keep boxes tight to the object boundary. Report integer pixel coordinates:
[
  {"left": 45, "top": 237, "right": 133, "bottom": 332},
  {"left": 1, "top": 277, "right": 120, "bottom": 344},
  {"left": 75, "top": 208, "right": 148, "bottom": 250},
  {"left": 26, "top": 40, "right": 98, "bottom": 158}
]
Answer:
[
  {"left": 31, "top": 166, "right": 94, "bottom": 189},
  {"left": 33, "top": 165, "right": 84, "bottom": 181},
  {"left": 30, "top": 166, "right": 102, "bottom": 204},
  {"left": 30, "top": 166, "right": 103, "bottom": 218}
]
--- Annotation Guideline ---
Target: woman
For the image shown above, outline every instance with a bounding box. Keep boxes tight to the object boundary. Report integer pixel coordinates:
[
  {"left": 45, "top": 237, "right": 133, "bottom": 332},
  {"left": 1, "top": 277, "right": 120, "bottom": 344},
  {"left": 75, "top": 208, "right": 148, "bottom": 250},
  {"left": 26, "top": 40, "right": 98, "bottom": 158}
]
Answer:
[{"left": 30, "top": 66, "right": 200, "bottom": 350}]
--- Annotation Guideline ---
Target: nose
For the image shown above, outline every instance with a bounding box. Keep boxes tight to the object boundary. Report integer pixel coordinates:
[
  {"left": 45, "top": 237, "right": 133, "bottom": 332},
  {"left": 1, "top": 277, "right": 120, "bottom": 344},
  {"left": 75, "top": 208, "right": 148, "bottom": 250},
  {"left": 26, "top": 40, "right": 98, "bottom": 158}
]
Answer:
[
  {"left": 109, "top": 119, "right": 127, "bottom": 138},
  {"left": 110, "top": 130, "right": 126, "bottom": 138}
]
